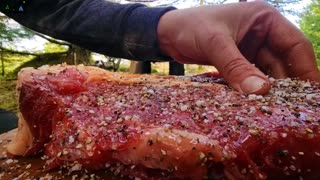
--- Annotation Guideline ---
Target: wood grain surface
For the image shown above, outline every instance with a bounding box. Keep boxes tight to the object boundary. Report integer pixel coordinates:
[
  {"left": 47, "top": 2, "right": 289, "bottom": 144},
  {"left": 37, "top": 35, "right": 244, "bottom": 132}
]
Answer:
[{"left": 0, "top": 129, "right": 123, "bottom": 179}]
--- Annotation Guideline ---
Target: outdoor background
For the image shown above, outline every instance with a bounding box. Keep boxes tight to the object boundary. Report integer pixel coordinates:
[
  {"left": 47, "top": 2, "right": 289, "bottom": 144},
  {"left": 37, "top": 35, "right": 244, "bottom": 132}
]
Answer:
[{"left": 0, "top": 0, "right": 319, "bottom": 112}]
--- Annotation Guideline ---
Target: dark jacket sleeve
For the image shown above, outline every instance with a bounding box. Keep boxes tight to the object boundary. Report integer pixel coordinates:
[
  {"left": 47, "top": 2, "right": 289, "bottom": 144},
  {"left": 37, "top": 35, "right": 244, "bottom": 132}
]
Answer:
[{"left": 1, "top": 0, "right": 176, "bottom": 61}]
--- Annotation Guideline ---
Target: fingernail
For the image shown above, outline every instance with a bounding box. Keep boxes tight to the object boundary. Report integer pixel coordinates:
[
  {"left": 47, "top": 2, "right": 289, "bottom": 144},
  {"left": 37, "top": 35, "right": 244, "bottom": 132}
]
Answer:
[{"left": 240, "top": 76, "right": 267, "bottom": 94}]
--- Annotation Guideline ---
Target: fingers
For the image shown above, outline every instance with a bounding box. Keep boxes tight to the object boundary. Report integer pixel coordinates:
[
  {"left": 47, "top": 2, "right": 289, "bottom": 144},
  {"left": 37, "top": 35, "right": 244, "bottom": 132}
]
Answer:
[
  {"left": 286, "top": 40, "right": 320, "bottom": 81},
  {"left": 267, "top": 11, "right": 320, "bottom": 81},
  {"left": 255, "top": 46, "right": 288, "bottom": 78},
  {"left": 204, "top": 34, "right": 270, "bottom": 94}
]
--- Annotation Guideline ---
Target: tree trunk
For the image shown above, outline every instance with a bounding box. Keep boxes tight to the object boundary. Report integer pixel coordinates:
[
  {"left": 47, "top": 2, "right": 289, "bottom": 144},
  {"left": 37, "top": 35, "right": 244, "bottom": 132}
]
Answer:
[
  {"left": 64, "top": 45, "right": 91, "bottom": 65},
  {"left": 1, "top": 46, "right": 4, "bottom": 76}
]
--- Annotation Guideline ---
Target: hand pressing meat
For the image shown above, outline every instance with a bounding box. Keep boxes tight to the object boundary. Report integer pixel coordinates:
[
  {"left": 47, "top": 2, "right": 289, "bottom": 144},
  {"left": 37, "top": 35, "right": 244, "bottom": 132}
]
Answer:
[
  {"left": 158, "top": 1, "right": 320, "bottom": 94},
  {"left": 7, "top": 64, "right": 320, "bottom": 179}
]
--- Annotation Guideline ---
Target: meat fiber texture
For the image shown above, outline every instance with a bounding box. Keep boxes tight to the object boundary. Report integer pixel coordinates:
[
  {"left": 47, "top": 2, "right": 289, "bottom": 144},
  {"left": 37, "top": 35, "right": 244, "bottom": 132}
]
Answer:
[{"left": 7, "top": 64, "right": 320, "bottom": 180}]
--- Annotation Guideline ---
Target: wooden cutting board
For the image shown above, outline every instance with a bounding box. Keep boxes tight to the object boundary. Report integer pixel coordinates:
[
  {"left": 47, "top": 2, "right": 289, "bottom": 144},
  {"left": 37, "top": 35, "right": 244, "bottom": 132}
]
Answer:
[{"left": 0, "top": 129, "right": 122, "bottom": 179}]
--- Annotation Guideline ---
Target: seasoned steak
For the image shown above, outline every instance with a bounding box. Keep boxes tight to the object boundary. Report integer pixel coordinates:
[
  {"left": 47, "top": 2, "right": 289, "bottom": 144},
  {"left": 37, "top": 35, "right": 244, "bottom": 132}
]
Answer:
[{"left": 7, "top": 64, "right": 320, "bottom": 180}]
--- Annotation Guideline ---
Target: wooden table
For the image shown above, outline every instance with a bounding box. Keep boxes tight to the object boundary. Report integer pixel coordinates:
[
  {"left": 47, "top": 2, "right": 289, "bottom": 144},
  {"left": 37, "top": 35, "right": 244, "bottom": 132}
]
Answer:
[{"left": 0, "top": 129, "right": 122, "bottom": 179}]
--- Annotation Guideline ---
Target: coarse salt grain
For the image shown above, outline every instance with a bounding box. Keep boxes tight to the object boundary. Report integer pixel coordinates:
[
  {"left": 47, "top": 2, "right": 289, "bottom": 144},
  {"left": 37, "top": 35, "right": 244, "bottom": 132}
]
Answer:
[
  {"left": 147, "top": 89, "right": 155, "bottom": 94},
  {"left": 199, "top": 152, "right": 205, "bottom": 160},
  {"left": 105, "top": 116, "right": 112, "bottom": 121},
  {"left": 161, "top": 149, "right": 167, "bottom": 156},
  {"left": 69, "top": 163, "right": 82, "bottom": 172},
  {"left": 281, "top": 133, "right": 287, "bottom": 138},
  {"left": 248, "top": 94, "right": 256, "bottom": 100},
  {"left": 180, "top": 105, "right": 188, "bottom": 111},
  {"left": 69, "top": 136, "right": 75, "bottom": 143},
  {"left": 5, "top": 159, "right": 13, "bottom": 164},
  {"left": 196, "top": 100, "right": 204, "bottom": 107},
  {"left": 25, "top": 164, "right": 32, "bottom": 169}
]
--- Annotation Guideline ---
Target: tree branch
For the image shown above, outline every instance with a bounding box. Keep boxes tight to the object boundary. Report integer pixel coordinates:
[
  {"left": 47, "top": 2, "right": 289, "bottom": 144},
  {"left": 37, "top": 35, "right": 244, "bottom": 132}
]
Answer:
[
  {"left": 205, "top": 0, "right": 227, "bottom": 5},
  {"left": 35, "top": 33, "right": 72, "bottom": 47},
  {"left": 0, "top": 15, "right": 8, "bottom": 21},
  {"left": 0, "top": 46, "right": 68, "bottom": 56},
  {"left": 0, "top": 46, "right": 39, "bottom": 56},
  {"left": 125, "top": 0, "right": 158, "bottom": 2},
  {"left": 157, "top": 0, "right": 180, "bottom": 6}
]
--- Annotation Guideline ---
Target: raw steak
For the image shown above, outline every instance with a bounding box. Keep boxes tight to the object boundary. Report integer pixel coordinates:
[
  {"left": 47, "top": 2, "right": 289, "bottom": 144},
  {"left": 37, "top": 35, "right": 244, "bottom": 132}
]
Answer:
[{"left": 7, "top": 64, "right": 320, "bottom": 180}]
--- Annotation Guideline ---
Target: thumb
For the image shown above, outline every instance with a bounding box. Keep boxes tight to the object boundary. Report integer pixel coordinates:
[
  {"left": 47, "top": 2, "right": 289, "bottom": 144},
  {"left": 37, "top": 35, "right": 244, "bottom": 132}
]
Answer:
[{"left": 205, "top": 35, "right": 270, "bottom": 94}]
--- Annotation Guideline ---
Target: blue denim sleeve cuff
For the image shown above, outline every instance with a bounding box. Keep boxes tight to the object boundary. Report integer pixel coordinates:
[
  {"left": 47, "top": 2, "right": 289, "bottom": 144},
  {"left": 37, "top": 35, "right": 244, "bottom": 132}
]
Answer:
[
  {"left": 2, "top": 1, "right": 176, "bottom": 61},
  {"left": 122, "top": 6, "right": 176, "bottom": 61}
]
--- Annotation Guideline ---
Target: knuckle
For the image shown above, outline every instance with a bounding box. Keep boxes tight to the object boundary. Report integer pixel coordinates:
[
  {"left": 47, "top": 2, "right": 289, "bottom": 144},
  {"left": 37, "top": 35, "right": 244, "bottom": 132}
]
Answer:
[
  {"left": 203, "top": 33, "right": 228, "bottom": 56},
  {"left": 206, "top": 33, "right": 225, "bottom": 46},
  {"left": 251, "top": 1, "right": 277, "bottom": 15},
  {"left": 252, "top": 1, "right": 273, "bottom": 9},
  {"left": 290, "top": 38, "right": 313, "bottom": 55},
  {"left": 206, "top": 33, "right": 230, "bottom": 52}
]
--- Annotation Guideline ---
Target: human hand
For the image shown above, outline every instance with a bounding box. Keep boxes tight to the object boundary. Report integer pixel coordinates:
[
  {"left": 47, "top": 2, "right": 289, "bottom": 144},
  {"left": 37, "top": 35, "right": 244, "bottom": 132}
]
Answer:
[{"left": 157, "top": 1, "right": 320, "bottom": 94}]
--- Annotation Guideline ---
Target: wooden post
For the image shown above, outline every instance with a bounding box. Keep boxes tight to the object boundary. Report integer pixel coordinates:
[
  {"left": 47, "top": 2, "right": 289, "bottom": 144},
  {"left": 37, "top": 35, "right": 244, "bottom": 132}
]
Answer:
[
  {"left": 169, "top": 62, "right": 185, "bottom": 75},
  {"left": 129, "top": 61, "right": 151, "bottom": 74},
  {"left": 73, "top": 49, "right": 77, "bottom": 65},
  {"left": 1, "top": 42, "right": 4, "bottom": 76}
]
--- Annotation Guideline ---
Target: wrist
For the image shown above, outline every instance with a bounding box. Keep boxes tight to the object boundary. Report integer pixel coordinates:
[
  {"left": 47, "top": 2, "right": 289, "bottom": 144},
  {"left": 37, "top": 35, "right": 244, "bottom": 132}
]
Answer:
[{"left": 157, "top": 9, "right": 177, "bottom": 57}]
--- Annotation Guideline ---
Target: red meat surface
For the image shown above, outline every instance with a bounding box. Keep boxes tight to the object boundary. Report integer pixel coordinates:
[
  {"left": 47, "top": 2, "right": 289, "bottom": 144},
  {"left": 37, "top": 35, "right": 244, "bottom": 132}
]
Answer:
[{"left": 7, "top": 64, "right": 320, "bottom": 180}]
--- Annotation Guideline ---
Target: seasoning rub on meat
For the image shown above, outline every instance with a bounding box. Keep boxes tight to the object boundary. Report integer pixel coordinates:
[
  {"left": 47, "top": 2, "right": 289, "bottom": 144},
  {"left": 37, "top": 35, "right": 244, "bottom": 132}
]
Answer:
[{"left": 7, "top": 64, "right": 320, "bottom": 179}]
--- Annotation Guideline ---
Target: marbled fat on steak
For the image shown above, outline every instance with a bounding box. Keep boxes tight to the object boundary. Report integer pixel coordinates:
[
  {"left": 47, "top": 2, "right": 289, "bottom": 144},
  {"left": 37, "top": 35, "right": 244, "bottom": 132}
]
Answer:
[{"left": 7, "top": 64, "right": 320, "bottom": 180}]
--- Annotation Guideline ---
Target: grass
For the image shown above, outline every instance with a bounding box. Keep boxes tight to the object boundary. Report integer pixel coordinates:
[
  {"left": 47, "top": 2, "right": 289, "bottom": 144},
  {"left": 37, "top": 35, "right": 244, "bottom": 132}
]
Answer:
[
  {"left": 152, "top": 62, "right": 218, "bottom": 75},
  {"left": 0, "top": 53, "right": 34, "bottom": 112},
  {"left": 0, "top": 80, "right": 17, "bottom": 112},
  {"left": 1, "top": 54, "right": 35, "bottom": 78}
]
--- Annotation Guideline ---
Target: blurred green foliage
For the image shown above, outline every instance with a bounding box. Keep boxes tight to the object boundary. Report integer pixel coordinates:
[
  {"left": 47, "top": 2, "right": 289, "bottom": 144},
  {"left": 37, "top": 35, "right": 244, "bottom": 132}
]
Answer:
[
  {"left": 1, "top": 53, "right": 34, "bottom": 78},
  {"left": 300, "top": 0, "right": 320, "bottom": 65},
  {"left": 44, "top": 42, "right": 68, "bottom": 53},
  {"left": 0, "top": 23, "right": 33, "bottom": 44}
]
